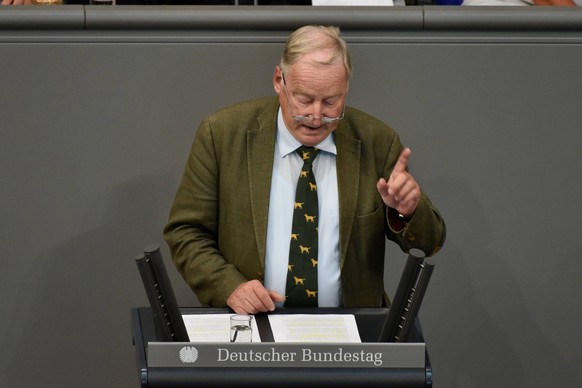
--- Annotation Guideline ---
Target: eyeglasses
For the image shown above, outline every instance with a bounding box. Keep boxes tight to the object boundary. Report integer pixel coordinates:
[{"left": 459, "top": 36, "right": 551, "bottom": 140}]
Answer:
[{"left": 282, "top": 73, "right": 345, "bottom": 124}]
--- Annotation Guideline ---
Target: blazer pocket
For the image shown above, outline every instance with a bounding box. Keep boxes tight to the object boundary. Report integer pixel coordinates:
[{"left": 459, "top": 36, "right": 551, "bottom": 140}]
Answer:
[
  {"left": 352, "top": 204, "right": 386, "bottom": 257},
  {"left": 355, "top": 204, "right": 385, "bottom": 229}
]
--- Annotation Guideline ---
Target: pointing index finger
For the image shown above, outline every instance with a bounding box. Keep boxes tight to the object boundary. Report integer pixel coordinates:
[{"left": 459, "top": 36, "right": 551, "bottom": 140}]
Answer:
[{"left": 393, "top": 147, "right": 412, "bottom": 174}]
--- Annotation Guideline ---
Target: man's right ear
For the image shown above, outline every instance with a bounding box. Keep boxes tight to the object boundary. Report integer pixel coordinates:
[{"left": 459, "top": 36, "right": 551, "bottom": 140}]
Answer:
[{"left": 273, "top": 66, "right": 284, "bottom": 93}]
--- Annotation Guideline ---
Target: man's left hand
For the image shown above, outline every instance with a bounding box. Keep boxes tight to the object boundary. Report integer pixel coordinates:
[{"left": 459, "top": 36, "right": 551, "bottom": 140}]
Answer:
[{"left": 376, "top": 147, "right": 421, "bottom": 217}]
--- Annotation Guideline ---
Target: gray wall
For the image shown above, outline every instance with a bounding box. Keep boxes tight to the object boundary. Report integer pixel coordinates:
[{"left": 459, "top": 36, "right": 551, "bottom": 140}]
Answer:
[{"left": 1, "top": 6, "right": 582, "bottom": 387}]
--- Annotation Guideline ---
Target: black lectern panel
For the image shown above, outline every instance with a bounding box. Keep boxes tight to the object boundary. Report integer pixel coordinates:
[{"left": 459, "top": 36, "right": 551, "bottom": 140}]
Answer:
[
  {"left": 147, "top": 366, "right": 426, "bottom": 388},
  {"left": 135, "top": 245, "right": 189, "bottom": 342},
  {"left": 380, "top": 249, "right": 435, "bottom": 343}
]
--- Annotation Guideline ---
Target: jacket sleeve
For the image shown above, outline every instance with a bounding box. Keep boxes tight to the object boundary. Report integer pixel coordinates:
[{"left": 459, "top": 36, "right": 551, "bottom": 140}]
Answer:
[
  {"left": 163, "top": 118, "right": 248, "bottom": 307},
  {"left": 383, "top": 134, "right": 447, "bottom": 257}
]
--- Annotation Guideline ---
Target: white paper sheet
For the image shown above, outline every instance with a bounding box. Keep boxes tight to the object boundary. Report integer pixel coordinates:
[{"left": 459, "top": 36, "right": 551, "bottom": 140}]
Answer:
[
  {"left": 312, "top": 0, "right": 394, "bottom": 6},
  {"left": 268, "top": 314, "right": 361, "bottom": 343},
  {"left": 182, "top": 314, "right": 262, "bottom": 343}
]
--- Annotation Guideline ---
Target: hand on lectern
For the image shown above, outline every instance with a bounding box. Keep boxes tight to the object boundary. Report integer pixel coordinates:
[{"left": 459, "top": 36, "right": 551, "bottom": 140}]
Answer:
[{"left": 227, "top": 279, "right": 285, "bottom": 314}]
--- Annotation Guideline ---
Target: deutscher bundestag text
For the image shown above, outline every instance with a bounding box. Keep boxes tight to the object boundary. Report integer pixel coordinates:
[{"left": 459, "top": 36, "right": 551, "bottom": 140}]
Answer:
[{"left": 217, "top": 347, "right": 383, "bottom": 366}]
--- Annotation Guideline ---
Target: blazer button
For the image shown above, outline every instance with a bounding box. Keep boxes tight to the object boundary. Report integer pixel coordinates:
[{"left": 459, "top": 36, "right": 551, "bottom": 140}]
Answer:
[
  {"left": 407, "top": 234, "right": 416, "bottom": 242},
  {"left": 257, "top": 272, "right": 264, "bottom": 281}
]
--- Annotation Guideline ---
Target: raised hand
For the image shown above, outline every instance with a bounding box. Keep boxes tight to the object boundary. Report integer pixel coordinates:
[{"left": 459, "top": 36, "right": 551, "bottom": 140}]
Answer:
[{"left": 376, "top": 147, "right": 421, "bottom": 217}]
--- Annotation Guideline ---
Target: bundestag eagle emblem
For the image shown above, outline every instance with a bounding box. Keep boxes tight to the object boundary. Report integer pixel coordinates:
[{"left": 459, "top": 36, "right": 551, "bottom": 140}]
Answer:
[{"left": 179, "top": 346, "right": 199, "bottom": 363}]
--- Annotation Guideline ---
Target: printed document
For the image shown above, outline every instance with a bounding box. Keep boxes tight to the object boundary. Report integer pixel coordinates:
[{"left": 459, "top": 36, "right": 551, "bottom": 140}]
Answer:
[
  {"left": 268, "top": 314, "right": 361, "bottom": 343},
  {"left": 181, "top": 313, "right": 361, "bottom": 343},
  {"left": 182, "top": 314, "right": 262, "bottom": 343}
]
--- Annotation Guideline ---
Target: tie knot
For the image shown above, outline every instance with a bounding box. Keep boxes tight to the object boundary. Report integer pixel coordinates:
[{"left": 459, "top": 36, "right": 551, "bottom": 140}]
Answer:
[{"left": 296, "top": 146, "right": 320, "bottom": 165}]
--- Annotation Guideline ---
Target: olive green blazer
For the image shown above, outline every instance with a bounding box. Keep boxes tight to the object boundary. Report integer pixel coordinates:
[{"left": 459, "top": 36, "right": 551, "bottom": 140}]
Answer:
[{"left": 164, "top": 96, "right": 445, "bottom": 308}]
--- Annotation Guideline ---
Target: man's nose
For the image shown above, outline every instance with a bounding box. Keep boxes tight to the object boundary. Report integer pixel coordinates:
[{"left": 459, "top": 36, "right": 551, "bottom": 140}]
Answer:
[{"left": 310, "top": 102, "right": 324, "bottom": 121}]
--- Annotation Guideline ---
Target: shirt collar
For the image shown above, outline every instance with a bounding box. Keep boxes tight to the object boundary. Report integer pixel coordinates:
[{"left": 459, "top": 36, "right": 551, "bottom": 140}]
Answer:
[{"left": 276, "top": 107, "right": 337, "bottom": 158}]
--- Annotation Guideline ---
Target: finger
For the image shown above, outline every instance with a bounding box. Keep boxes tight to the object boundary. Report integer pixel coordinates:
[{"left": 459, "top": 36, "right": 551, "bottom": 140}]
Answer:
[
  {"left": 269, "top": 290, "right": 286, "bottom": 304},
  {"left": 230, "top": 296, "right": 255, "bottom": 315},
  {"left": 395, "top": 182, "right": 421, "bottom": 214},
  {"left": 377, "top": 178, "right": 398, "bottom": 208},
  {"left": 254, "top": 293, "right": 275, "bottom": 312},
  {"left": 397, "top": 179, "right": 416, "bottom": 201},
  {"left": 376, "top": 177, "right": 388, "bottom": 196},
  {"left": 228, "top": 281, "right": 260, "bottom": 314},
  {"left": 387, "top": 171, "right": 410, "bottom": 199},
  {"left": 392, "top": 148, "right": 412, "bottom": 175},
  {"left": 246, "top": 281, "right": 279, "bottom": 312},
  {"left": 393, "top": 181, "right": 416, "bottom": 207}
]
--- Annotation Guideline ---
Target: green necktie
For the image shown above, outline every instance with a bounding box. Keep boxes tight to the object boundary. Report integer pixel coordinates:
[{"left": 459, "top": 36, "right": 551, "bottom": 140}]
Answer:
[{"left": 285, "top": 146, "right": 320, "bottom": 307}]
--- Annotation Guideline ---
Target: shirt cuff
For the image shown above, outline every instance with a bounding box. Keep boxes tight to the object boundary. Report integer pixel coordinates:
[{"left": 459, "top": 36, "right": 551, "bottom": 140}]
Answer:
[{"left": 387, "top": 207, "right": 413, "bottom": 233}]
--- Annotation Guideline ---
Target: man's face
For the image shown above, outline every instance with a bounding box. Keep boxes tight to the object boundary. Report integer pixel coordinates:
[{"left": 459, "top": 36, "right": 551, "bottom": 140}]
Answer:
[{"left": 273, "top": 50, "right": 349, "bottom": 147}]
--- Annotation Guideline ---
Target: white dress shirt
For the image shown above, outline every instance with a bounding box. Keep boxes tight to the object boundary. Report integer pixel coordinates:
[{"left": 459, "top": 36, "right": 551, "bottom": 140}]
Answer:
[{"left": 264, "top": 108, "right": 341, "bottom": 307}]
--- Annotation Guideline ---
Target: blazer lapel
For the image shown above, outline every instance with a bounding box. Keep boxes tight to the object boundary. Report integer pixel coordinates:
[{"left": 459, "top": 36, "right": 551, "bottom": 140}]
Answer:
[
  {"left": 247, "top": 101, "right": 278, "bottom": 268},
  {"left": 335, "top": 122, "right": 361, "bottom": 270},
  {"left": 247, "top": 100, "right": 361, "bottom": 270}
]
